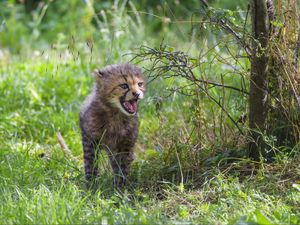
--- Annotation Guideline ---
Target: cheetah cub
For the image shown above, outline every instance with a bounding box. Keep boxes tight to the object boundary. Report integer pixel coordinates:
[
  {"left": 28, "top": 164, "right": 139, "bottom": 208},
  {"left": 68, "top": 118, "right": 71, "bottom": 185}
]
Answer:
[{"left": 79, "top": 63, "right": 146, "bottom": 188}]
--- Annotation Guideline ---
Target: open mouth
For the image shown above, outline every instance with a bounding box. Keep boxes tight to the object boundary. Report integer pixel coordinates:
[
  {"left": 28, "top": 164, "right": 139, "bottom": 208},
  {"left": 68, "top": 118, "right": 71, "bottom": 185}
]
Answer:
[{"left": 120, "top": 98, "right": 138, "bottom": 114}]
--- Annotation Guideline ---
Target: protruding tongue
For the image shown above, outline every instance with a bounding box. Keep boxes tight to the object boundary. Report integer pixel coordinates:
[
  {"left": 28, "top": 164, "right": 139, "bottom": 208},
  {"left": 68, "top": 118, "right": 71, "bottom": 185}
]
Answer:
[{"left": 124, "top": 100, "right": 137, "bottom": 113}]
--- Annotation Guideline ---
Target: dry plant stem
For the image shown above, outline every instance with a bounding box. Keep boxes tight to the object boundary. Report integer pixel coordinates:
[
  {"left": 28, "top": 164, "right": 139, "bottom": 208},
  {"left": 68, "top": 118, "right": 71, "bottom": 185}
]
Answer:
[
  {"left": 267, "top": 0, "right": 300, "bottom": 108},
  {"left": 294, "top": 33, "right": 300, "bottom": 75},
  {"left": 57, "top": 132, "right": 72, "bottom": 155},
  {"left": 275, "top": 46, "right": 300, "bottom": 108},
  {"left": 57, "top": 132, "right": 77, "bottom": 161}
]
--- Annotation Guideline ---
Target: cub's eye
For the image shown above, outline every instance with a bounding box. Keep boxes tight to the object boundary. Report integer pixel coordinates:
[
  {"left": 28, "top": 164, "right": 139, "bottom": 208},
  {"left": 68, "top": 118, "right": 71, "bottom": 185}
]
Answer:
[
  {"left": 138, "top": 82, "right": 143, "bottom": 87},
  {"left": 119, "top": 83, "right": 129, "bottom": 89}
]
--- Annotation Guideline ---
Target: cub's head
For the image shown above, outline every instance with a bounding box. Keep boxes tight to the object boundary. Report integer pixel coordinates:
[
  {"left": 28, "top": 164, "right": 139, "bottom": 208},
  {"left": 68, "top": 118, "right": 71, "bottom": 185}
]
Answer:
[{"left": 94, "top": 63, "right": 146, "bottom": 116}]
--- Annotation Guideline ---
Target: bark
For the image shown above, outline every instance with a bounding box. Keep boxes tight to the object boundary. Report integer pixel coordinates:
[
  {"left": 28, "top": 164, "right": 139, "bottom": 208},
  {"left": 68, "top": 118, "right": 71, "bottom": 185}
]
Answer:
[{"left": 249, "top": 0, "right": 269, "bottom": 160}]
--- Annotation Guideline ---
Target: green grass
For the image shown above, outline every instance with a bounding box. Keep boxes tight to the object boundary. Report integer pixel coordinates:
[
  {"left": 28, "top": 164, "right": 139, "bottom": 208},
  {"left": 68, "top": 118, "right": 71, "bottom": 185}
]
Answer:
[
  {"left": 0, "top": 1, "right": 300, "bottom": 224},
  {"left": 0, "top": 56, "right": 299, "bottom": 225}
]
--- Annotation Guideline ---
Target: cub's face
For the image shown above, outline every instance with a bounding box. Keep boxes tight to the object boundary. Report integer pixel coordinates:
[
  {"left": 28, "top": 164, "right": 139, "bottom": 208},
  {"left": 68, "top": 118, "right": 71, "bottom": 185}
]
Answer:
[{"left": 94, "top": 63, "right": 146, "bottom": 116}]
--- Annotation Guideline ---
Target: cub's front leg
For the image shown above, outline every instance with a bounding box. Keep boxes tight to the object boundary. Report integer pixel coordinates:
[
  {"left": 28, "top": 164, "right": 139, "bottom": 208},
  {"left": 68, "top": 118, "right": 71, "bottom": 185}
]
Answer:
[{"left": 108, "top": 150, "right": 135, "bottom": 188}]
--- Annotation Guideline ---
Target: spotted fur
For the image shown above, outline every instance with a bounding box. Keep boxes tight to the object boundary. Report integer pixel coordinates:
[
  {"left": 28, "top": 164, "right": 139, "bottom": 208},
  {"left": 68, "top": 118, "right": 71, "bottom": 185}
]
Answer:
[{"left": 79, "top": 63, "right": 146, "bottom": 188}]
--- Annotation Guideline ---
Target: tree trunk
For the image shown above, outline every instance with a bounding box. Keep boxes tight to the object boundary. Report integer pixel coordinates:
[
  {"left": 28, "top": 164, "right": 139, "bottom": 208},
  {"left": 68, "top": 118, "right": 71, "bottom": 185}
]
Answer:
[{"left": 249, "top": 0, "right": 269, "bottom": 161}]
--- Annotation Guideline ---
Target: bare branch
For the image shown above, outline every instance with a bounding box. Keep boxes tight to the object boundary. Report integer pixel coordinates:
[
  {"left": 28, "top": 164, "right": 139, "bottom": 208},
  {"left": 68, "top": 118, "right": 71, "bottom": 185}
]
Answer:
[{"left": 133, "top": 45, "right": 246, "bottom": 134}]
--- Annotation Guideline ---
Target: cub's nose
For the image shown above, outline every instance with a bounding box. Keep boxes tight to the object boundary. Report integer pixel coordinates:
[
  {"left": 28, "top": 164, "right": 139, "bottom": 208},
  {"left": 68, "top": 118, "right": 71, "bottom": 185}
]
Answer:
[{"left": 132, "top": 92, "right": 140, "bottom": 98}]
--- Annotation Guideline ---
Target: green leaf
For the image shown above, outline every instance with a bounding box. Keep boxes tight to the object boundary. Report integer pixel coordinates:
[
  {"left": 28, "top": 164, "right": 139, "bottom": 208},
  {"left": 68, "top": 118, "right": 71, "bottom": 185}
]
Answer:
[{"left": 252, "top": 209, "right": 272, "bottom": 225}]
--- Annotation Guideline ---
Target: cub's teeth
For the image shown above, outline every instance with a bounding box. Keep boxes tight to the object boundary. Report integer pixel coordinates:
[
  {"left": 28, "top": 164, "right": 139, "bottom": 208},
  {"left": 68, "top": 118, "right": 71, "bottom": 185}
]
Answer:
[{"left": 123, "top": 100, "right": 137, "bottom": 113}]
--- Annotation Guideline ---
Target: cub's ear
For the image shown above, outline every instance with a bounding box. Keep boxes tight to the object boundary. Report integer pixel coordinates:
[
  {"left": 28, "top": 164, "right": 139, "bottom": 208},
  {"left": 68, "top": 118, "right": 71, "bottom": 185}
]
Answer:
[
  {"left": 93, "top": 69, "right": 106, "bottom": 85},
  {"left": 93, "top": 69, "right": 105, "bottom": 78}
]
